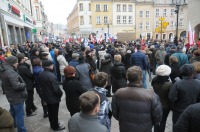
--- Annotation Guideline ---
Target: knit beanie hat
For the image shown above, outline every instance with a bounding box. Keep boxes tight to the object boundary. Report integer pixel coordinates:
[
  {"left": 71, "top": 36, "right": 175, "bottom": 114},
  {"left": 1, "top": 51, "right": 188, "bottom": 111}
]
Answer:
[
  {"left": 180, "top": 64, "right": 194, "bottom": 76},
  {"left": 6, "top": 56, "right": 18, "bottom": 65},
  {"left": 156, "top": 65, "right": 171, "bottom": 76}
]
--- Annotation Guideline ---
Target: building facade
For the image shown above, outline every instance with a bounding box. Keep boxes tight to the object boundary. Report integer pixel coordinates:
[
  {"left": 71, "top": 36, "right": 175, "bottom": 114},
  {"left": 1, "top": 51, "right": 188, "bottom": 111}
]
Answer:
[{"left": 0, "top": 0, "right": 36, "bottom": 47}]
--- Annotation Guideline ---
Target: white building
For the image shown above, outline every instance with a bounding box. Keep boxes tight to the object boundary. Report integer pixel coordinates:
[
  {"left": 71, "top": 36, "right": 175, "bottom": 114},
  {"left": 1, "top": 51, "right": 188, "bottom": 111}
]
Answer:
[{"left": 0, "top": 0, "right": 36, "bottom": 47}]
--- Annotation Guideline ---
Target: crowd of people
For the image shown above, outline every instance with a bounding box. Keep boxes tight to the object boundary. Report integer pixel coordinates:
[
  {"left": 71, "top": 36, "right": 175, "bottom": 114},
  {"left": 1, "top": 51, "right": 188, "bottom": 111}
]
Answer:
[{"left": 0, "top": 39, "right": 200, "bottom": 132}]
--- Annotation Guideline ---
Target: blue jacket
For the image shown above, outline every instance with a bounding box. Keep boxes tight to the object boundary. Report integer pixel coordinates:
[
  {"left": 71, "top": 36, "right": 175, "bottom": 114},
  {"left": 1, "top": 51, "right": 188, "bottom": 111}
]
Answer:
[
  {"left": 69, "top": 60, "right": 79, "bottom": 67},
  {"left": 33, "top": 66, "right": 43, "bottom": 97},
  {"left": 172, "top": 52, "right": 188, "bottom": 67},
  {"left": 131, "top": 51, "right": 147, "bottom": 70}
]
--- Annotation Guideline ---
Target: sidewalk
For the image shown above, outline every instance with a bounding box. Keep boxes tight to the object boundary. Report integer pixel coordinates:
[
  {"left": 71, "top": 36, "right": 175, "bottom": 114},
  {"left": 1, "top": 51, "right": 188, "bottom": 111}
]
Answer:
[{"left": 0, "top": 80, "right": 172, "bottom": 132}]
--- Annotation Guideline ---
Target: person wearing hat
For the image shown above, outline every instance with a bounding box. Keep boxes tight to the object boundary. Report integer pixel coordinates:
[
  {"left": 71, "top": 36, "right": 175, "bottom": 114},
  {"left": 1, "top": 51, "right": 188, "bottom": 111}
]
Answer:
[
  {"left": 169, "top": 64, "right": 200, "bottom": 131},
  {"left": 38, "top": 60, "right": 65, "bottom": 131},
  {"left": 30, "top": 48, "right": 39, "bottom": 65},
  {"left": 151, "top": 65, "right": 173, "bottom": 132},
  {"left": 17, "top": 53, "right": 37, "bottom": 117},
  {"left": 85, "top": 50, "right": 96, "bottom": 73},
  {"left": 0, "top": 56, "right": 27, "bottom": 132},
  {"left": 69, "top": 53, "right": 79, "bottom": 67}
]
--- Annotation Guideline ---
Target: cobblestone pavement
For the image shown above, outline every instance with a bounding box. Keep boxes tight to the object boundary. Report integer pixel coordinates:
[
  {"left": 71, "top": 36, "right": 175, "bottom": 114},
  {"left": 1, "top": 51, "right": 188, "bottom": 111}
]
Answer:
[{"left": 0, "top": 77, "right": 173, "bottom": 132}]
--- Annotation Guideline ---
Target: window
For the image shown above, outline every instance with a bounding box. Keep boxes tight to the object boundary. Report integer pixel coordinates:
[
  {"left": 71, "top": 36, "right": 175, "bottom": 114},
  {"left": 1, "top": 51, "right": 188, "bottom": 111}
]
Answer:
[
  {"left": 80, "top": 16, "right": 84, "bottom": 25},
  {"left": 163, "top": 9, "right": 167, "bottom": 16},
  {"left": 156, "top": 9, "right": 159, "bottom": 16},
  {"left": 96, "top": 16, "right": 101, "bottom": 24},
  {"left": 163, "top": 34, "right": 166, "bottom": 40},
  {"left": 129, "top": 16, "right": 132, "bottom": 24},
  {"left": 117, "top": 4, "right": 121, "bottom": 12},
  {"left": 156, "top": 21, "right": 159, "bottom": 27},
  {"left": 139, "top": 22, "right": 143, "bottom": 30},
  {"left": 117, "top": 16, "right": 121, "bottom": 24},
  {"left": 89, "top": 16, "right": 92, "bottom": 24},
  {"left": 146, "top": 11, "right": 150, "bottom": 18},
  {"left": 123, "top": 4, "right": 127, "bottom": 12},
  {"left": 79, "top": 3, "right": 83, "bottom": 11},
  {"left": 35, "top": 7, "right": 39, "bottom": 20},
  {"left": 123, "top": 16, "right": 126, "bottom": 24},
  {"left": 156, "top": 34, "right": 159, "bottom": 39},
  {"left": 128, "top": 5, "right": 133, "bottom": 12},
  {"left": 171, "top": 9, "right": 174, "bottom": 16},
  {"left": 170, "top": 21, "right": 174, "bottom": 28},
  {"left": 179, "top": 18, "right": 184, "bottom": 26},
  {"left": 104, "top": 16, "right": 108, "bottom": 24},
  {"left": 104, "top": 5, "right": 108, "bottom": 11},
  {"left": 146, "top": 22, "right": 150, "bottom": 30},
  {"left": 89, "top": 3, "right": 91, "bottom": 11},
  {"left": 96, "top": 4, "right": 100, "bottom": 12},
  {"left": 139, "top": 10, "right": 143, "bottom": 18}
]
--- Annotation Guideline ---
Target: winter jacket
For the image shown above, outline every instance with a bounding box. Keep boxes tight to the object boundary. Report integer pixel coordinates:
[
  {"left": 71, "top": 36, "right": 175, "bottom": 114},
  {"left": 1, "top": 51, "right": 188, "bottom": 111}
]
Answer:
[
  {"left": 92, "top": 87, "right": 112, "bottom": 131},
  {"left": 155, "top": 49, "right": 167, "bottom": 65},
  {"left": 85, "top": 55, "right": 96, "bottom": 71},
  {"left": 123, "top": 53, "right": 131, "bottom": 70},
  {"left": 110, "top": 62, "right": 126, "bottom": 93},
  {"left": 57, "top": 55, "right": 68, "bottom": 76},
  {"left": 172, "top": 52, "right": 188, "bottom": 67},
  {"left": 189, "top": 56, "right": 200, "bottom": 63},
  {"left": 112, "top": 83, "right": 162, "bottom": 132},
  {"left": 130, "top": 51, "right": 147, "bottom": 70},
  {"left": 174, "top": 103, "right": 200, "bottom": 132},
  {"left": 38, "top": 68, "right": 63, "bottom": 104},
  {"left": 170, "top": 62, "right": 181, "bottom": 84},
  {"left": 33, "top": 66, "right": 44, "bottom": 97},
  {"left": 63, "top": 77, "right": 86, "bottom": 116},
  {"left": 0, "top": 107, "right": 15, "bottom": 132},
  {"left": 151, "top": 76, "right": 172, "bottom": 109},
  {"left": 17, "top": 63, "right": 34, "bottom": 91},
  {"left": 68, "top": 112, "right": 107, "bottom": 132},
  {"left": 0, "top": 63, "right": 27, "bottom": 104},
  {"left": 69, "top": 60, "right": 79, "bottom": 67},
  {"left": 169, "top": 77, "right": 200, "bottom": 113},
  {"left": 100, "top": 58, "right": 113, "bottom": 86},
  {"left": 164, "top": 51, "right": 175, "bottom": 66},
  {"left": 76, "top": 63, "right": 93, "bottom": 91}
]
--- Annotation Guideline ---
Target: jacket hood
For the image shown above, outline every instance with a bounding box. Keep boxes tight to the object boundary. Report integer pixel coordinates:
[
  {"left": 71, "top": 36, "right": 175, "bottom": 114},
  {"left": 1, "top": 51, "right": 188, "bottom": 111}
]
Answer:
[
  {"left": 94, "top": 87, "right": 107, "bottom": 96},
  {"left": 101, "top": 59, "right": 111, "bottom": 65}
]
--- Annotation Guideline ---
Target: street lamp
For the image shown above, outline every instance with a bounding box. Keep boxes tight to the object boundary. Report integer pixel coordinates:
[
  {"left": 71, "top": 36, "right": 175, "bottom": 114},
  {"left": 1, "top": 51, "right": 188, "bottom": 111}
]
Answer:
[{"left": 170, "top": 0, "right": 187, "bottom": 45}]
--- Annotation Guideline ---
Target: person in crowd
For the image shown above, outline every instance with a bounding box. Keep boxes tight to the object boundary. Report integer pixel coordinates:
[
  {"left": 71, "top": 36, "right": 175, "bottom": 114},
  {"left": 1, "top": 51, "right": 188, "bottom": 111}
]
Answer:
[
  {"left": 151, "top": 65, "right": 172, "bottom": 132},
  {"left": 0, "top": 56, "right": 27, "bottom": 132},
  {"left": 112, "top": 66, "right": 162, "bottom": 132},
  {"left": 193, "top": 61, "right": 200, "bottom": 80},
  {"left": 69, "top": 53, "right": 79, "bottom": 67},
  {"left": 5, "top": 48, "right": 12, "bottom": 57},
  {"left": 63, "top": 66, "right": 86, "bottom": 116},
  {"left": 68, "top": 91, "right": 107, "bottom": 132},
  {"left": 54, "top": 49, "right": 61, "bottom": 82},
  {"left": 130, "top": 44, "right": 148, "bottom": 88},
  {"left": 57, "top": 50, "right": 68, "bottom": 82},
  {"left": 172, "top": 45, "right": 188, "bottom": 67},
  {"left": 164, "top": 46, "right": 176, "bottom": 66},
  {"left": 169, "top": 64, "right": 200, "bottom": 131},
  {"left": 0, "top": 49, "right": 5, "bottom": 62},
  {"left": 40, "top": 52, "right": 50, "bottom": 61},
  {"left": 100, "top": 54, "right": 113, "bottom": 97},
  {"left": 174, "top": 103, "right": 200, "bottom": 132},
  {"left": 17, "top": 53, "right": 37, "bottom": 117},
  {"left": 110, "top": 54, "right": 126, "bottom": 93},
  {"left": 91, "top": 72, "right": 112, "bottom": 131},
  {"left": 76, "top": 54, "right": 93, "bottom": 90},
  {"left": 38, "top": 60, "right": 65, "bottom": 131},
  {"left": 189, "top": 49, "right": 200, "bottom": 63},
  {"left": 123, "top": 50, "right": 132, "bottom": 70},
  {"left": 85, "top": 50, "right": 96, "bottom": 72},
  {"left": 0, "top": 107, "right": 15, "bottom": 132},
  {"left": 30, "top": 48, "right": 39, "bottom": 65},
  {"left": 98, "top": 47, "right": 107, "bottom": 69},
  {"left": 32, "top": 58, "right": 48, "bottom": 118},
  {"left": 155, "top": 45, "right": 167, "bottom": 66},
  {"left": 169, "top": 56, "right": 181, "bottom": 84},
  {"left": 149, "top": 45, "right": 157, "bottom": 74}
]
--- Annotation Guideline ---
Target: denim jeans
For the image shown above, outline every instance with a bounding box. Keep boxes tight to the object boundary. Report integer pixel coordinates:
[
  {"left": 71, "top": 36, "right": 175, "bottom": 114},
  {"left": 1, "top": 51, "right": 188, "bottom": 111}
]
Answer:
[
  {"left": 10, "top": 102, "right": 26, "bottom": 132},
  {"left": 142, "top": 70, "right": 147, "bottom": 88}
]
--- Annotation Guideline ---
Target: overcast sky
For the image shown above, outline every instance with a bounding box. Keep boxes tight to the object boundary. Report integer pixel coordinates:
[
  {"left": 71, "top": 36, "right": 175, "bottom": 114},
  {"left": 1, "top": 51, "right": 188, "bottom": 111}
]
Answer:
[{"left": 40, "top": 0, "right": 76, "bottom": 25}]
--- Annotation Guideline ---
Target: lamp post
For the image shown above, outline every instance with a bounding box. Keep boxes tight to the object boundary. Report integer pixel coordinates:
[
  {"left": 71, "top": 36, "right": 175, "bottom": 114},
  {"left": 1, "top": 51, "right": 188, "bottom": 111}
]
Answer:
[
  {"left": 107, "top": 23, "right": 110, "bottom": 42},
  {"left": 171, "top": 0, "right": 187, "bottom": 45}
]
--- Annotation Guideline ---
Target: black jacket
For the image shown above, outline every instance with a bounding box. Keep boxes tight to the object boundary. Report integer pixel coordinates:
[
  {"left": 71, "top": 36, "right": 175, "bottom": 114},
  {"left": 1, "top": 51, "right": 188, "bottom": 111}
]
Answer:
[
  {"left": 38, "top": 68, "right": 63, "bottom": 104},
  {"left": 17, "top": 63, "right": 34, "bottom": 91},
  {"left": 100, "top": 58, "right": 113, "bottom": 86},
  {"left": 169, "top": 77, "right": 200, "bottom": 113},
  {"left": 175, "top": 103, "right": 200, "bottom": 132},
  {"left": 112, "top": 83, "right": 162, "bottom": 132},
  {"left": 170, "top": 62, "right": 180, "bottom": 84},
  {"left": 110, "top": 62, "right": 126, "bottom": 93},
  {"left": 63, "top": 77, "right": 85, "bottom": 116},
  {"left": 0, "top": 63, "right": 27, "bottom": 104}
]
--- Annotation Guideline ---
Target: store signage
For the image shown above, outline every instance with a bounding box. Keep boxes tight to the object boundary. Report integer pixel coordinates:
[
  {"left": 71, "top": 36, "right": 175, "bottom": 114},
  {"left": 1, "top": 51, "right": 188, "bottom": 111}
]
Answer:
[
  {"left": 23, "top": 14, "right": 32, "bottom": 24},
  {"left": 8, "top": 4, "right": 21, "bottom": 17}
]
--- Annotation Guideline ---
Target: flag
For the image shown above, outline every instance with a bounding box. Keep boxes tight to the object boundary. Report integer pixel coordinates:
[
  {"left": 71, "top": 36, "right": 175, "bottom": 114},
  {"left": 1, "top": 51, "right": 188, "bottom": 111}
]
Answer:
[
  {"left": 98, "top": 34, "right": 102, "bottom": 44},
  {"left": 188, "top": 21, "right": 195, "bottom": 45}
]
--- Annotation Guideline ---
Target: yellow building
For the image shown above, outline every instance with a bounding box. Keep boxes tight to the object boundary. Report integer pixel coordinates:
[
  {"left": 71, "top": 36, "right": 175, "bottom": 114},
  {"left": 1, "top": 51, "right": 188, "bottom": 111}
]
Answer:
[{"left": 91, "top": 0, "right": 113, "bottom": 40}]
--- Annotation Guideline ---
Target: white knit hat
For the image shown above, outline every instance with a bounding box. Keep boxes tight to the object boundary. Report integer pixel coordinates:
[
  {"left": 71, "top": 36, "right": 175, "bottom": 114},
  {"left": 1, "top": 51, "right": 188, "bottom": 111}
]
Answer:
[{"left": 156, "top": 65, "right": 171, "bottom": 76}]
